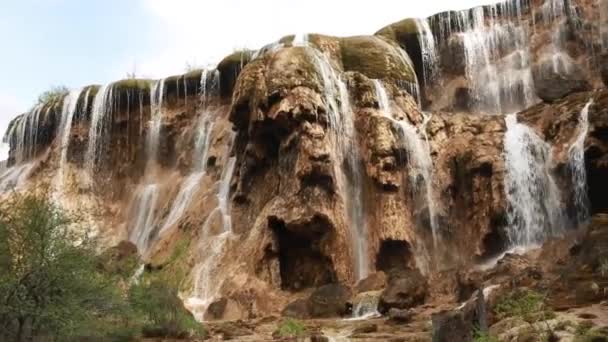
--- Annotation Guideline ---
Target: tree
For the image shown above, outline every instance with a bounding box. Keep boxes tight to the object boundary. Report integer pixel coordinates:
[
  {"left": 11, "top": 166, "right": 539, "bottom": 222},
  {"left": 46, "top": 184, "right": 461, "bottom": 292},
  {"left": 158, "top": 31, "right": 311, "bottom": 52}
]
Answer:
[{"left": 0, "top": 191, "right": 127, "bottom": 341}]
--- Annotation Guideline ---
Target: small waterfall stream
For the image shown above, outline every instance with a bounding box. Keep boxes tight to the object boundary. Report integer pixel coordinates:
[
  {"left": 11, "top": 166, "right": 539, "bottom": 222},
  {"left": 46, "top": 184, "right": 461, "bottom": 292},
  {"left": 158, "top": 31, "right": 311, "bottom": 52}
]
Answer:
[
  {"left": 503, "top": 113, "right": 564, "bottom": 248},
  {"left": 158, "top": 70, "right": 219, "bottom": 237},
  {"left": 85, "top": 83, "right": 114, "bottom": 174},
  {"left": 307, "top": 43, "right": 370, "bottom": 281},
  {"left": 54, "top": 88, "right": 84, "bottom": 193},
  {"left": 414, "top": 18, "right": 438, "bottom": 87},
  {"left": 569, "top": 99, "right": 594, "bottom": 225}
]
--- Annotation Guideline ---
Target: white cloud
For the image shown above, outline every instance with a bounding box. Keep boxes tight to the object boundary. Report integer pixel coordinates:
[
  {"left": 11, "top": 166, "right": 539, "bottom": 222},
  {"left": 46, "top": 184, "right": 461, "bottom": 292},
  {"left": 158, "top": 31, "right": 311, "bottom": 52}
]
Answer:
[{"left": 138, "top": 0, "right": 497, "bottom": 78}]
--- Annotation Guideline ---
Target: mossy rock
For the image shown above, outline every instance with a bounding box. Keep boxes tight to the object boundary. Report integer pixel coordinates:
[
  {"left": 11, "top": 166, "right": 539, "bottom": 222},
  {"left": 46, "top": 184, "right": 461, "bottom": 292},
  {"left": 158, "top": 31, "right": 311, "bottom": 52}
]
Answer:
[
  {"left": 113, "top": 78, "right": 154, "bottom": 92},
  {"left": 218, "top": 49, "right": 254, "bottom": 98},
  {"left": 164, "top": 69, "right": 204, "bottom": 101},
  {"left": 229, "top": 58, "right": 267, "bottom": 129},
  {"left": 375, "top": 18, "right": 420, "bottom": 43},
  {"left": 340, "top": 35, "right": 416, "bottom": 85},
  {"left": 266, "top": 46, "right": 323, "bottom": 96}
]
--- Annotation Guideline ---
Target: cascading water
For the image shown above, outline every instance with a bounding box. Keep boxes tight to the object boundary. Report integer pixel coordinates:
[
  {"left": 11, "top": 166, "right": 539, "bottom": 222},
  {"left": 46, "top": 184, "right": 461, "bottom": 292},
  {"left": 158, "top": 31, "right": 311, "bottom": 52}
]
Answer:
[
  {"left": 373, "top": 80, "right": 439, "bottom": 248},
  {"left": 54, "top": 88, "right": 83, "bottom": 192},
  {"left": 458, "top": 7, "right": 537, "bottom": 113},
  {"left": 503, "top": 113, "right": 564, "bottom": 248},
  {"left": 158, "top": 118, "right": 214, "bottom": 237},
  {"left": 147, "top": 79, "right": 165, "bottom": 165},
  {"left": 414, "top": 18, "right": 438, "bottom": 87},
  {"left": 127, "top": 78, "right": 168, "bottom": 254},
  {"left": 128, "top": 184, "right": 160, "bottom": 253},
  {"left": 85, "top": 83, "right": 114, "bottom": 174},
  {"left": 568, "top": 99, "right": 594, "bottom": 225},
  {"left": 307, "top": 45, "right": 370, "bottom": 280}
]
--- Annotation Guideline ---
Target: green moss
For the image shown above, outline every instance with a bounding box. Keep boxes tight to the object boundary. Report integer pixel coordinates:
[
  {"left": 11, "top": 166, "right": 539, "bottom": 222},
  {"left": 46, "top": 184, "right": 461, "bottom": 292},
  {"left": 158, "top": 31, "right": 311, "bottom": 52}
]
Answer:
[
  {"left": 113, "top": 78, "right": 154, "bottom": 92},
  {"left": 340, "top": 35, "right": 416, "bottom": 84},
  {"left": 274, "top": 319, "right": 306, "bottom": 338},
  {"left": 165, "top": 69, "right": 203, "bottom": 84}
]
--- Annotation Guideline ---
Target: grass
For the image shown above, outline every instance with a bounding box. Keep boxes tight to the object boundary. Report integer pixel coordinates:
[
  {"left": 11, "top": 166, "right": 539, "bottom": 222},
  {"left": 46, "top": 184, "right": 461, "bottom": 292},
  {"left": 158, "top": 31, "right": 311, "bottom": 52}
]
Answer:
[
  {"left": 275, "top": 319, "right": 306, "bottom": 338},
  {"left": 494, "top": 289, "right": 547, "bottom": 322},
  {"left": 473, "top": 328, "right": 500, "bottom": 342}
]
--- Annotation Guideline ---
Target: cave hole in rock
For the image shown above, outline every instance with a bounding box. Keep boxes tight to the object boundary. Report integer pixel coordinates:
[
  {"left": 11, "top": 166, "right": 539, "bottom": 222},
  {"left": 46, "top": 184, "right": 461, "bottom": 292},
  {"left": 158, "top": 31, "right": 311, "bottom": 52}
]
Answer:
[
  {"left": 586, "top": 145, "right": 608, "bottom": 214},
  {"left": 268, "top": 215, "right": 337, "bottom": 291},
  {"left": 376, "top": 239, "right": 414, "bottom": 275}
]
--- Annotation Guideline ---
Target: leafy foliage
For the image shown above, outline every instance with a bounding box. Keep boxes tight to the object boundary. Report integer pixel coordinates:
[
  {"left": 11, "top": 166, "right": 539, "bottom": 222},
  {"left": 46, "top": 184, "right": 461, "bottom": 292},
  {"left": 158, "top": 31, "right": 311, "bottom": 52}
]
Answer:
[
  {"left": 0, "top": 192, "right": 129, "bottom": 341},
  {"left": 128, "top": 278, "right": 203, "bottom": 338},
  {"left": 473, "top": 328, "right": 500, "bottom": 342},
  {"left": 36, "top": 85, "right": 69, "bottom": 106},
  {"left": 494, "top": 289, "right": 546, "bottom": 322},
  {"left": 275, "top": 318, "right": 306, "bottom": 338}
]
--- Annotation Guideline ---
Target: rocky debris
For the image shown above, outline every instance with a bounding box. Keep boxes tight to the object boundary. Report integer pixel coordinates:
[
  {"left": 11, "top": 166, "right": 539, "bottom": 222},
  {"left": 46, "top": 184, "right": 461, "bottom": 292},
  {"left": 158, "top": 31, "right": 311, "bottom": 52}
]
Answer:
[
  {"left": 282, "top": 298, "right": 311, "bottom": 319},
  {"left": 378, "top": 270, "right": 428, "bottom": 313}
]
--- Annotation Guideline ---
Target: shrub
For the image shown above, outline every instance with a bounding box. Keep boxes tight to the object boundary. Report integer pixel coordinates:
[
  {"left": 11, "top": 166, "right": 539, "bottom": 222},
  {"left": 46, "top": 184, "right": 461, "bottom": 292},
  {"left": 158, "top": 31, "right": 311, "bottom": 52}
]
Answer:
[
  {"left": 0, "top": 191, "right": 129, "bottom": 341},
  {"left": 275, "top": 318, "right": 306, "bottom": 338},
  {"left": 37, "top": 85, "right": 69, "bottom": 106},
  {"left": 128, "top": 278, "right": 203, "bottom": 338},
  {"left": 494, "top": 289, "right": 547, "bottom": 322},
  {"left": 473, "top": 328, "right": 500, "bottom": 342}
]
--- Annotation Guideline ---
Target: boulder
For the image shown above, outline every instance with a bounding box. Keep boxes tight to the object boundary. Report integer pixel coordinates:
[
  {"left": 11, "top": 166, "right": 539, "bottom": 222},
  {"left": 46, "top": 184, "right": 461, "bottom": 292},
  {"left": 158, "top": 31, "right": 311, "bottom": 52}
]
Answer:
[
  {"left": 431, "top": 310, "right": 473, "bottom": 342},
  {"left": 308, "top": 283, "right": 352, "bottom": 318},
  {"left": 532, "top": 54, "right": 590, "bottom": 102},
  {"left": 378, "top": 270, "right": 428, "bottom": 313},
  {"left": 205, "top": 297, "right": 245, "bottom": 321},
  {"left": 282, "top": 298, "right": 310, "bottom": 319},
  {"left": 388, "top": 308, "right": 414, "bottom": 323},
  {"left": 355, "top": 271, "right": 387, "bottom": 293}
]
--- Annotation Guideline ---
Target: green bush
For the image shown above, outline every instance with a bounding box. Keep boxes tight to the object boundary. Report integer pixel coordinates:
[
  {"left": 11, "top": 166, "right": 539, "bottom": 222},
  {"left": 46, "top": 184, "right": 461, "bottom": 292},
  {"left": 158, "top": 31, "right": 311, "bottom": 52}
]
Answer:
[
  {"left": 473, "top": 328, "right": 500, "bottom": 342},
  {"left": 0, "top": 192, "right": 130, "bottom": 341},
  {"left": 37, "top": 85, "right": 69, "bottom": 106},
  {"left": 128, "top": 278, "right": 204, "bottom": 338},
  {"left": 494, "top": 289, "right": 547, "bottom": 322},
  {"left": 275, "top": 318, "right": 306, "bottom": 338}
]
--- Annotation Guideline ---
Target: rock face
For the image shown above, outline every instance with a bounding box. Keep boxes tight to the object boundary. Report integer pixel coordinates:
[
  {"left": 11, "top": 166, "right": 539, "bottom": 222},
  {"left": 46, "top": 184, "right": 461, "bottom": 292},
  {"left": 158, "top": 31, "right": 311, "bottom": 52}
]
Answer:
[{"left": 1, "top": 0, "right": 608, "bottom": 326}]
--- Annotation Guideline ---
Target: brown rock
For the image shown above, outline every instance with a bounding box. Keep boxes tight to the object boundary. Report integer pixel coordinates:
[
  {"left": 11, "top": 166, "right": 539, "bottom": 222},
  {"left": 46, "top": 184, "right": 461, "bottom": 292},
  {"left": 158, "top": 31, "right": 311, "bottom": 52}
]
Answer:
[
  {"left": 601, "top": 53, "right": 608, "bottom": 87},
  {"left": 532, "top": 54, "right": 590, "bottom": 102},
  {"left": 308, "top": 283, "right": 352, "bottom": 318},
  {"left": 388, "top": 308, "right": 414, "bottom": 323},
  {"left": 378, "top": 270, "right": 427, "bottom": 313},
  {"left": 355, "top": 271, "right": 387, "bottom": 293},
  {"left": 282, "top": 298, "right": 310, "bottom": 319},
  {"left": 431, "top": 310, "right": 473, "bottom": 342}
]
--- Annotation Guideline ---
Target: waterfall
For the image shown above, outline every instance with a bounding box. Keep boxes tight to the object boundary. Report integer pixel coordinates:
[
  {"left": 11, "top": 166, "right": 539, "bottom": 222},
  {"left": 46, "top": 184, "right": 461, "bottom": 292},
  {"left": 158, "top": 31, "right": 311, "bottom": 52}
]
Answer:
[
  {"left": 6, "top": 104, "right": 47, "bottom": 165},
  {"left": 54, "top": 88, "right": 84, "bottom": 192},
  {"left": 373, "top": 80, "right": 438, "bottom": 248},
  {"left": 147, "top": 79, "right": 166, "bottom": 164},
  {"left": 503, "top": 113, "right": 564, "bottom": 248},
  {"left": 569, "top": 99, "right": 594, "bottom": 225},
  {"left": 414, "top": 18, "right": 438, "bottom": 87},
  {"left": 158, "top": 118, "right": 214, "bottom": 236},
  {"left": 0, "top": 163, "right": 34, "bottom": 193},
  {"left": 307, "top": 46, "right": 370, "bottom": 280},
  {"left": 129, "top": 183, "right": 160, "bottom": 253},
  {"left": 85, "top": 83, "right": 114, "bottom": 174},
  {"left": 373, "top": 80, "right": 391, "bottom": 113},
  {"left": 458, "top": 7, "right": 537, "bottom": 113},
  {"left": 217, "top": 157, "right": 236, "bottom": 232}
]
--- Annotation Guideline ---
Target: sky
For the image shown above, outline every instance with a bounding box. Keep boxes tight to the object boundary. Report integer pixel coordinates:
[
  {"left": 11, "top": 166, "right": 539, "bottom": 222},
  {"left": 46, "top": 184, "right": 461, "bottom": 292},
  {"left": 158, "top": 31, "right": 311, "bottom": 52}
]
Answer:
[{"left": 0, "top": 0, "right": 496, "bottom": 160}]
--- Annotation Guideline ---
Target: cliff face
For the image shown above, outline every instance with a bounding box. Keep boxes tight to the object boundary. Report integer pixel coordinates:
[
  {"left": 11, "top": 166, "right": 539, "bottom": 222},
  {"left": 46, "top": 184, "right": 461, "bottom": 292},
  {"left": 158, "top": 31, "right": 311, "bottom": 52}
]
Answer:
[{"left": 2, "top": 0, "right": 608, "bottom": 325}]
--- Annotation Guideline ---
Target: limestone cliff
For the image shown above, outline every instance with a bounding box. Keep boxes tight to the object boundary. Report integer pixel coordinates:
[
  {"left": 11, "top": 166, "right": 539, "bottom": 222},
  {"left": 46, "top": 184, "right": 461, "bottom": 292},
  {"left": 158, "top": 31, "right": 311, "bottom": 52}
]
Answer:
[{"left": 1, "top": 0, "right": 607, "bottom": 334}]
